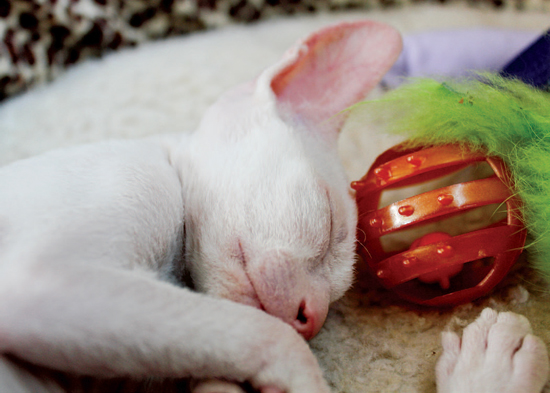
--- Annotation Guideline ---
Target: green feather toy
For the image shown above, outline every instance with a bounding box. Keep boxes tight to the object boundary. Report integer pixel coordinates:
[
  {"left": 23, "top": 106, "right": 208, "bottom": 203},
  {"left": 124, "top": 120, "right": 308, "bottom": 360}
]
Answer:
[{"left": 356, "top": 74, "right": 550, "bottom": 283}]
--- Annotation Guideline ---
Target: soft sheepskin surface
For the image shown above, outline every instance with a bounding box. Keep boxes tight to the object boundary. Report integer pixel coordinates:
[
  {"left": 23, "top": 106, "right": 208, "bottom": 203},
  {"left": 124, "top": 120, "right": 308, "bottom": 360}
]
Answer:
[{"left": 2, "top": 4, "right": 550, "bottom": 392}]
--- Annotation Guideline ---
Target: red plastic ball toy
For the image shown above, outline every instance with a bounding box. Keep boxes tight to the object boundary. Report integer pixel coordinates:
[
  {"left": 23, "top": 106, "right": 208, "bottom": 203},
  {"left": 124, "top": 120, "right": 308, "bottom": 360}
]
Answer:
[{"left": 352, "top": 144, "right": 527, "bottom": 307}]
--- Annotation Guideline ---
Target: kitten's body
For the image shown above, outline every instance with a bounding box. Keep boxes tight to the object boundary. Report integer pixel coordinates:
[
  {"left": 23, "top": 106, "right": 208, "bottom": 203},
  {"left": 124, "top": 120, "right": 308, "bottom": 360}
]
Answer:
[
  {"left": 0, "top": 21, "right": 399, "bottom": 393},
  {"left": 0, "top": 18, "right": 548, "bottom": 393}
]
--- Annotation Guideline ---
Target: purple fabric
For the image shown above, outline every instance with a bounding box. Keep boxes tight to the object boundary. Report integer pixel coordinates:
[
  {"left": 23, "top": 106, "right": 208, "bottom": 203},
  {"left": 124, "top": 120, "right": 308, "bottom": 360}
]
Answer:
[{"left": 383, "top": 29, "right": 540, "bottom": 88}]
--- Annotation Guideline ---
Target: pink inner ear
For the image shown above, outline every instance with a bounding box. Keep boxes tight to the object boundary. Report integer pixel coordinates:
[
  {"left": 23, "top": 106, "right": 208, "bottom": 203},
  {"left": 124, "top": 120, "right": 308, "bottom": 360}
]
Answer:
[{"left": 271, "top": 21, "right": 402, "bottom": 129}]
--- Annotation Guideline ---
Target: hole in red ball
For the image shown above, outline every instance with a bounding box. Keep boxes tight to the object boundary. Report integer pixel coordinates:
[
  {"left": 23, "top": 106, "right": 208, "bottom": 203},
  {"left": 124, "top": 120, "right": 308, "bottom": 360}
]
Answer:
[
  {"left": 393, "top": 257, "right": 496, "bottom": 302},
  {"left": 377, "top": 162, "right": 506, "bottom": 253},
  {"left": 380, "top": 204, "right": 507, "bottom": 253}
]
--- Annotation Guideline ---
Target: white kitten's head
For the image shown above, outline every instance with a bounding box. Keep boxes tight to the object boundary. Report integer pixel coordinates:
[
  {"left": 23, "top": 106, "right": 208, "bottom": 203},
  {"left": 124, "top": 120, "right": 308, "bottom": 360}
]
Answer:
[{"left": 181, "top": 21, "right": 402, "bottom": 339}]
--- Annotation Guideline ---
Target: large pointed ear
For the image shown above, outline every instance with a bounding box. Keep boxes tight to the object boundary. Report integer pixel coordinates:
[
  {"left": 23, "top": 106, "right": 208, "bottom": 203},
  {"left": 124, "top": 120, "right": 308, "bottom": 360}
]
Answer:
[{"left": 257, "top": 20, "right": 402, "bottom": 134}]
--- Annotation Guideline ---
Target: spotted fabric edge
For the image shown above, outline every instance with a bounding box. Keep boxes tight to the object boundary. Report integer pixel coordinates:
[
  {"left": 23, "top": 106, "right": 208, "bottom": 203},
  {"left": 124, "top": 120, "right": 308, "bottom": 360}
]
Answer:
[{"left": 0, "top": 0, "right": 545, "bottom": 101}]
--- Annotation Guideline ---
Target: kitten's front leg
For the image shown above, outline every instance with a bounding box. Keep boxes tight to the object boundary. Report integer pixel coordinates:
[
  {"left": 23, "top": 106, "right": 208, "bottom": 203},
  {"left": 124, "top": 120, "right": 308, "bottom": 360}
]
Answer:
[
  {"left": 0, "top": 264, "right": 330, "bottom": 393},
  {"left": 436, "top": 308, "right": 549, "bottom": 393}
]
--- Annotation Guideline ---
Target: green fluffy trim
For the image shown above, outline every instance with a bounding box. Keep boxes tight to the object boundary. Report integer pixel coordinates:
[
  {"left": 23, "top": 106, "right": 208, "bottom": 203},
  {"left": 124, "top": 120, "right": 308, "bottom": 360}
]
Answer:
[{"left": 354, "top": 74, "right": 550, "bottom": 283}]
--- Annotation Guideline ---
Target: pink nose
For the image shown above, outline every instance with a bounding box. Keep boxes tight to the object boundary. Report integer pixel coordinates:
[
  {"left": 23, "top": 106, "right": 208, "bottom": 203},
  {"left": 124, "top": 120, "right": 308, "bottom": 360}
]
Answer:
[{"left": 290, "top": 300, "right": 324, "bottom": 341}]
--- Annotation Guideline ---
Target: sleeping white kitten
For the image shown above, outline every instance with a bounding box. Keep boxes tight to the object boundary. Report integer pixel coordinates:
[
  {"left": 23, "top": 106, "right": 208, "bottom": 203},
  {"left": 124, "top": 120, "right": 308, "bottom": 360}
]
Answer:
[{"left": 0, "top": 20, "right": 547, "bottom": 393}]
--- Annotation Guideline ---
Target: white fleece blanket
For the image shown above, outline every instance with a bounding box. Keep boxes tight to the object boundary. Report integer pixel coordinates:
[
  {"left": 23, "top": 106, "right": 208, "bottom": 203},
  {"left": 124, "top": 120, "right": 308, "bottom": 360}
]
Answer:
[{"left": 2, "top": 4, "right": 549, "bottom": 392}]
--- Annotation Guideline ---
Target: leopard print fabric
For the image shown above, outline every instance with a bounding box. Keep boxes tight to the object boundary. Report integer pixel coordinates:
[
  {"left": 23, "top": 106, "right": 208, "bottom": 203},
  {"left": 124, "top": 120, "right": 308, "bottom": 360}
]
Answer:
[{"left": 0, "top": 0, "right": 520, "bottom": 101}]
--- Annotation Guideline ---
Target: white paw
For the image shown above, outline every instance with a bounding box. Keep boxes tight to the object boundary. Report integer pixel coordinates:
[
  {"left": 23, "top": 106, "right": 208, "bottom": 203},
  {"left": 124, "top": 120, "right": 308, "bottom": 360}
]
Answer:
[{"left": 436, "top": 308, "right": 549, "bottom": 393}]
